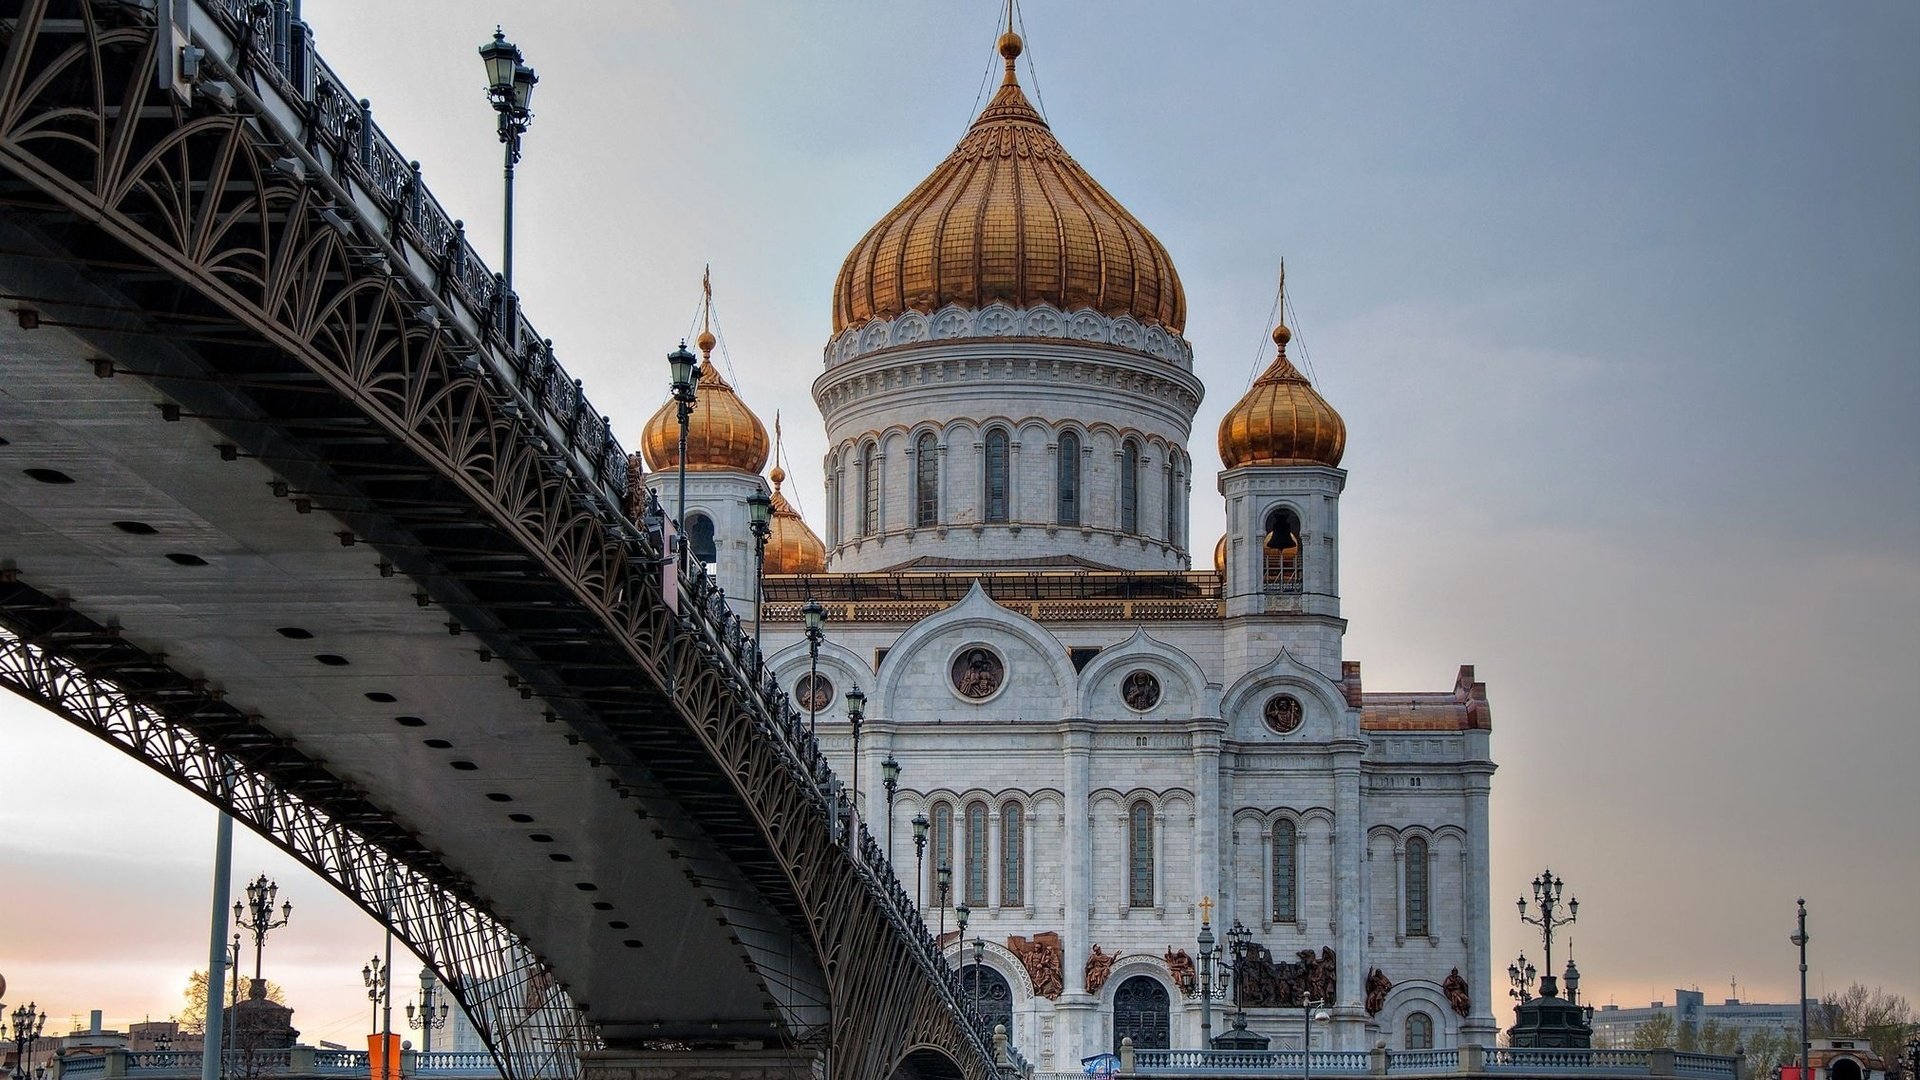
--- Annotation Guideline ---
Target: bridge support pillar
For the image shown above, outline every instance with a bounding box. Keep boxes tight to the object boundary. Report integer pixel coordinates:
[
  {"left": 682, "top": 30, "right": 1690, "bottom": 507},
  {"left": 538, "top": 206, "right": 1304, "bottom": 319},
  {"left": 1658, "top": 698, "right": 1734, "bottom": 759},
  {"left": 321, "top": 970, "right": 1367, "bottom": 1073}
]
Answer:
[{"left": 580, "top": 1049, "right": 823, "bottom": 1080}]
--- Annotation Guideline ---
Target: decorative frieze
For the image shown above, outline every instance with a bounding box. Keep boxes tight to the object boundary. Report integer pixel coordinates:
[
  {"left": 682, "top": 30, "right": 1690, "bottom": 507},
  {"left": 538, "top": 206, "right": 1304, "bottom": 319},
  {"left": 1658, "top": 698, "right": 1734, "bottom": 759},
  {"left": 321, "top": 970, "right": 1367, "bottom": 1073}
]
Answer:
[{"left": 827, "top": 302, "right": 1194, "bottom": 369}]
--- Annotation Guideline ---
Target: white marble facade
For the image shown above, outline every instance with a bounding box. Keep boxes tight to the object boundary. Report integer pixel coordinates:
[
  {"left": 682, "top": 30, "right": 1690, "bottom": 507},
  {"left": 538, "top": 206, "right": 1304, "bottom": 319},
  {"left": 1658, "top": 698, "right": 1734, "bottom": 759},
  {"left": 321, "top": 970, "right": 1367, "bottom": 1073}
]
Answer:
[{"left": 723, "top": 302, "right": 1500, "bottom": 1072}]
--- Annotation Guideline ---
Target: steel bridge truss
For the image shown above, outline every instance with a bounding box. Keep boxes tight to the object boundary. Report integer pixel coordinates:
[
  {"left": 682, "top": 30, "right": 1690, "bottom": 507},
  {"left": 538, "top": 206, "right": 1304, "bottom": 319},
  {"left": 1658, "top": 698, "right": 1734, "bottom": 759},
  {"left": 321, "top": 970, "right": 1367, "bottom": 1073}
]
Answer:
[{"left": 0, "top": 2, "right": 1016, "bottom": 1077}]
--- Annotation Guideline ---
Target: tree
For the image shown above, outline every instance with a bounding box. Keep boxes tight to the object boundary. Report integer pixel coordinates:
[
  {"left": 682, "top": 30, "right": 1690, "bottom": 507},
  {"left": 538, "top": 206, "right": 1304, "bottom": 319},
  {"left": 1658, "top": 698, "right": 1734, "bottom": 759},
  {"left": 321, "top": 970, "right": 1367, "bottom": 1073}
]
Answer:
[
  {"left": 1633, "top": 1014, "right": 1678, "bottom": 1049},
  {"left": 174, "top": 971, "right": 286, "bottom": 1036},
  {"left": 1813, "top": 983, "right": 1914, "bottom": 1066},
  {"left": 1740, "top": 1028, "right": 1800, "bottom": 1080}
]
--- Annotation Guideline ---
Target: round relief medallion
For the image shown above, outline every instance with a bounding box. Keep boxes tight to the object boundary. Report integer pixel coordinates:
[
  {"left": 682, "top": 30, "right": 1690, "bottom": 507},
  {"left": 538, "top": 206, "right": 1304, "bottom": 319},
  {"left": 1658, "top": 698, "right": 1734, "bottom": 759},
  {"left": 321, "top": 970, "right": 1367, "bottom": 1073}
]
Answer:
[
  {"left": 950, "top": 647, "right": 1006, "bottom": 701},
  {"left": 795, "top": 672, "right": 835, "bottom": 714},
  {"left": 1264, "top": 693, "right": 1304, "bottom": 734},
  {"left": 1121, "top": 670, "right": 1161, "bottom": 712}
]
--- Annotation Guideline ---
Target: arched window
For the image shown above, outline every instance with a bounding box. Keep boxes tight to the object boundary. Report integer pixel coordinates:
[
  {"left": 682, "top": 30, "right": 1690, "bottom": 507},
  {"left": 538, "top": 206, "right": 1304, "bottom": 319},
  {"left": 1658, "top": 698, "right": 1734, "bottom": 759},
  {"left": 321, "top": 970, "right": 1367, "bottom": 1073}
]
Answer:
[
  {"left": 686, "top": 512, "right": 717, "bottom": 566},
  {"left": 1113, "top": 976, "right": 1170, "bottom": 1051},
  {"left": 962, "top": 966, "right": 1015, "bottom": 1041},
  {"left": 1127, "top": 801, "right": 1154, "bottom": 909},
  {"left": 1263, "top": 506, "right": 1303, "bottom": 592},
  {"left": 1406, "top": 1012, "right": 1434, "bottom": 1050},
  {"left": 1056, "top": 431, "right": 1081, "bottom": 526},
  {"left": 1272, "top": 819, "right": 1298, "bottom": 923},
  {"left": 1405, "top": 836, "right": 1430, "bottom": 937},
  {"left": 930, "top": 803, "right": 953, "bottom": 907},
  {"left": 1000, "top": 803, "right": 1024, "bottom": 907},
  {"left": 1120, "top": 438, "right": 1140, "bottom": 533},
  {"left": 860, "top": 442, "right": 879, "bottom": 537},
  {"left": 914, "top": 431, "right": 939, "bottom": 528},
  {"left": 984, "top": 429, "right": 1010, "bottom": 524},
  {"left": 1164, "top": 458, "right": 1178, "bottom": 541},
  {"left": 827, "top": 467, "right": 839, "bottom": 547},
  {"left": 964, "top": 801, "right": 989, "bottom": 907}
]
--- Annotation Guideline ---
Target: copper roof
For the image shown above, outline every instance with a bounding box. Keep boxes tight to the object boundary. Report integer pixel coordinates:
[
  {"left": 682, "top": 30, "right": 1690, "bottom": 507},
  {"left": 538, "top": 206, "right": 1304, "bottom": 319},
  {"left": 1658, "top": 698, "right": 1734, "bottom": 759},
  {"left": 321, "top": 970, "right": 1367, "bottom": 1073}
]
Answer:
[{"left": 1218, "top": 323, "right": 1346, "bottom": 469}]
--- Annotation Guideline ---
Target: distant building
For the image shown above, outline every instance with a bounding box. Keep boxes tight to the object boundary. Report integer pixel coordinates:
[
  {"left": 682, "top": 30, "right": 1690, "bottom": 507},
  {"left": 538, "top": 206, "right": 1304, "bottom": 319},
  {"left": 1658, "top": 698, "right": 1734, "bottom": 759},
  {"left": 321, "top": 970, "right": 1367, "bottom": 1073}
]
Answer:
[{"left": 1590, "top": 989, "right": 1813, "bottom": 1048}]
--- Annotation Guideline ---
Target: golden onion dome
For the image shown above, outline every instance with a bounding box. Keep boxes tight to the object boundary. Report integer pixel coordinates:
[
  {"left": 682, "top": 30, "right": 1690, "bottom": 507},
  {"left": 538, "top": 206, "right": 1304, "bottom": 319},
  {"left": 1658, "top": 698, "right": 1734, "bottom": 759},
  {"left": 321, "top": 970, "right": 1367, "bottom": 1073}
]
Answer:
[
  {"left": 831, "top": 30, "right": 1185, "bottom": 335},
  {"left": 1218, "top": 322, "right": 1346, "bottom": 469},
  {"left": 640, "top": 344, "right": 770, "bottom": 473},
  {"left": 763, "top": 466, "right": 825, "bottom": 574},
  {"left": 1213, "top": 534, "right": 1227, "bottom": 574}
]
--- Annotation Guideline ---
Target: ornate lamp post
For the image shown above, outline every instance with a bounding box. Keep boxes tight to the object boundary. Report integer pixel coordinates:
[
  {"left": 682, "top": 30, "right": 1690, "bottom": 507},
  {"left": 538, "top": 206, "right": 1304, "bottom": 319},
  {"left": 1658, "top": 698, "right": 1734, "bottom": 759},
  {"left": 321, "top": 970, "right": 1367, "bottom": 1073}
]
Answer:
[
  {"left": 1196, "top": 896, "right": 1220, "bottom": 1048},
  {"left": 845, "top": 685, "right": 866, "bottom": 839},
  {"left": 233, "top": 875, "right": 292, "bottom": 993},
  {"left": 666, "top": 342, "right": 699, "bottom": 571},
  {"left": 972, "top": 937, "right": 986, "bottom": 1022},
  {"left": 1517, "top": 868, "right": 1577, "bottom": 998},
  {"left": 747, "top": 489, "right": 772, "bottom": 649},
  {"left": 1508, "top": 952, "right": 1537, "bottom": 1006},
  {"left": 937, "top": 861, "right": 953, "bottom": 942},
  {"left": 362, "top": 954, "right": 389, "bottom": 1039},
  {"left": 911, "top": 813, "right": 930, "bottom": 908},
  {"left": 405, "top": 969, "right": 451, "bottom": 1054},
  {"left": 801, "top": 598, "right": 826, "bottom": 734},
  {"left": 1301, "top": 996, "right": 1331, "bottom": 1080},
  {"left": 477, "top": 29, "right": 537, "bottom": 312},
  {"left": 954, "top": 903, "right": 972, "bottom": 1011},
  {"left": 6, "top": 1001, "right": 47, "bottom": 1080},
  {"left": 1791, "top": 900, "right": 1809, "bottom": 1080},
  {"left": 881, "top": 755, "right": 901, "bottom": 854}
]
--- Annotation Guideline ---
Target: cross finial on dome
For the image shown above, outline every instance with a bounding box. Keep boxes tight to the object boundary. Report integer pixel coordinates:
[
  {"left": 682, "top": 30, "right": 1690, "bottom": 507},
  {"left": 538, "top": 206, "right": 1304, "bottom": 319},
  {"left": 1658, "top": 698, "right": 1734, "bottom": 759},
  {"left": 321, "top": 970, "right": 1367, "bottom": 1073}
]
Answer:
[
  {"left": 1272, "top": 258, "right": 1292, "bottom": 352},
  {"left": 696, "top": 264, "right": 716, "bottom": 358}
]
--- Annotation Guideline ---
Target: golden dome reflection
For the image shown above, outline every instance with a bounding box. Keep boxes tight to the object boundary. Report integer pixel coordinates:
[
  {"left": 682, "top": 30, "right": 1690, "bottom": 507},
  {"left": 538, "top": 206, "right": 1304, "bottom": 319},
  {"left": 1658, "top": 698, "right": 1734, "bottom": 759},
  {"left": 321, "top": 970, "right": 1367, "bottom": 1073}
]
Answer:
[{"left": 831, "top": 29, "right": 1185, "bottom": 335}]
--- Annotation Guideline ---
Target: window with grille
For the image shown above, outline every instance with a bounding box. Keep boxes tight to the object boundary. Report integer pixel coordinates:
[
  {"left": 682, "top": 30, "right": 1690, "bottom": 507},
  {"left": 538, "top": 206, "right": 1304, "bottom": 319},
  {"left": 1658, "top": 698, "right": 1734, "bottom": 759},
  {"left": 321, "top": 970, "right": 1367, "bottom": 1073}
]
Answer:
[
  {"left": 1057, "top": 431, "right": 1080, "bottom": 526},
  {"left": 860, "top": 443, "right": 879, "bottom": 537},
  {"left": 965, "top": 802, "right": 989, "bottom": 906},
  {"left": 1272, "top": 819, "right": 1298, "bottom": 923},
  {"left": 1120, "top": 439, "right": 1139, "bottom": 533},
  {"left": 1405, "top": 836, "right": 1430, "bottom": 937},
  {"left": 1407, "top": 1013, "right": 1434, "bottom": 1050},
  {"left": 984, "top": 430, "right": 1010, "bottom": 524},
  {"left": 687, "top": 513, "right": 717, "bottom": 566},
  {"left": 914, "top": 432, "right": 938, "bottom": 528},
  {"left": 1127, "top": 801, "right": 1154, "bottom": 908},
  {"left": 1113, "top": 976, "right": 1170, "bottom": 1051},
  {"left": 1000, "top": 803, "right": 1023, "bottom": 907},
  {"left": 1263, "top": 506, "right": 1303, "bottom": 592},
  {"left": 931, "top": 803, "right": 953, "bottom": 906}
]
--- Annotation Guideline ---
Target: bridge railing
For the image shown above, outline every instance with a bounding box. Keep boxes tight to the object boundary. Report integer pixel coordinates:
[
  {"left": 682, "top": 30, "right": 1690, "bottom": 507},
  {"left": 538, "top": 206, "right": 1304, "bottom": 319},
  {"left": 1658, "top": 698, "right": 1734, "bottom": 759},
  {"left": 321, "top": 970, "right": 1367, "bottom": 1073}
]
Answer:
[
  {"left": 190, "top": 0, "right": 630, "bottom": 516},
  {"left": 56, "top": 1049, "right": 503, "bottom": 1079},
  {"left": 1124, "top": 1047, "right": 1737, "bottom": 1079}
]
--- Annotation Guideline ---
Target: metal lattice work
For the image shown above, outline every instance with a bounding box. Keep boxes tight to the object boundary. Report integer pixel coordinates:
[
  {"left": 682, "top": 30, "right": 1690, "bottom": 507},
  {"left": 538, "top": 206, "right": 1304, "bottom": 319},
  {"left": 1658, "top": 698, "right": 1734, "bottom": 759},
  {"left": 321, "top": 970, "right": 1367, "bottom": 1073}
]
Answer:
[
  {"left": 0, "top": 590, "right": 597, "bottom": 1080},
  {"left": 0, "top": 3, "right": 1014, "bottom": 1076}
]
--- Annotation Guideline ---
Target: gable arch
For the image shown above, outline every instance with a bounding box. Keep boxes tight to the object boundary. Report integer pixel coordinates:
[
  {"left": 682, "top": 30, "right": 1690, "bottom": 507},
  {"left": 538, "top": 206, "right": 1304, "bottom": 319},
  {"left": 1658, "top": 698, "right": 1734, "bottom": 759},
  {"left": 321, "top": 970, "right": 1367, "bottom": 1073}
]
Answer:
[
  {"left": 875, "top": 583, "right": 1074, "bottom": 719},
  {"left": 1077, "top": 628, "right": 1215, "bottom": 717},
  {"left": 1221, "top": 648, "right": 1350, "bottom": 741}
]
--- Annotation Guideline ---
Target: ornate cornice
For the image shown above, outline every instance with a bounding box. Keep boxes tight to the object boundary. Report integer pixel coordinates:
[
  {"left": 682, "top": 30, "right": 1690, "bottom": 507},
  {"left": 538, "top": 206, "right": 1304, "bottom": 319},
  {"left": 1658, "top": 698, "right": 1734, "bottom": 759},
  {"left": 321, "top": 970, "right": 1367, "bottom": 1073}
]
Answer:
[{"left": 825, "top": 302, "right": 1195, "bottom": 369}]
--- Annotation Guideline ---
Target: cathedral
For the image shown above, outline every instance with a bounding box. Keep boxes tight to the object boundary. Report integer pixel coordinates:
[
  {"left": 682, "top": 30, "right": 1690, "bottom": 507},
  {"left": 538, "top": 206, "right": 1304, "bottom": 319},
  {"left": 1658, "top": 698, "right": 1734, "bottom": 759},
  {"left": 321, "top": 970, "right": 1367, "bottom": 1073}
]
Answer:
[{"left": 639, "top": 23, "right": 1496, "bottom": 1073}]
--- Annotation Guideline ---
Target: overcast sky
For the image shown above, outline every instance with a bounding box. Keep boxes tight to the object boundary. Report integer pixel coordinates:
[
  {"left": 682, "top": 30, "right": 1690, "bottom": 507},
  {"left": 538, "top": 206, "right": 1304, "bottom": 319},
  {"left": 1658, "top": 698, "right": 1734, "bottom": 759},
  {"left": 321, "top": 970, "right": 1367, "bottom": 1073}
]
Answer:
[{"left": 2, "top": 0, "right": 1915, "bottom": 1048}]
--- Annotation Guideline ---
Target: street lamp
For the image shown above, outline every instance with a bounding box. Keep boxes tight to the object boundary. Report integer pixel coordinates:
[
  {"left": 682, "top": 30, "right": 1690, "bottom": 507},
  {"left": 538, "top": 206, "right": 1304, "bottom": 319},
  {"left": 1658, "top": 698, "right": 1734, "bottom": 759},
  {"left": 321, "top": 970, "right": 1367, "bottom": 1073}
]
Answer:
[
  {"left": 363, "top": 955, "right": 389, "bottom": 1039},
  {"left": 1792, "top": 900, "right": 1810, "bottom": 1080},
  {"left": 881, "top": 755, "right": 901, "bottom": 853},
  {"left": 6, "top": 1001, "right": 47, "bottom": 1080},
  {"left": 478, "top": 28, "right": 536, "bottom": 316},
  {"left": 845, "top": 685, "right": 867, "bottom": 839},
  {"left": 405, "top": 969, "right": 451, "bottom": 1054},
  {"left": 1508, "top": 952, "right": 1537, "bottom": 1006},
  {"left": 912, "top": 812, "right": 930, "bottom": 908},
  {"left": 747, "top": 489, "right": 772, "bottom": 649},
  {"left": 1196, "top": 896, "right": 1219, "bottom": 1048},
  {"left": 1301, "top": 997, "right": 1331, "bottom": 1080},
  {"left": 1517, "top": 868, "right": 1576, "bottom": 998},
  {"left": 802, "top": 597, "right": 826, "bottom": 734},
  {"left": 233, "top": 874, "right": 292, "bottom": 993},
  {"left": 972, "top": 937, "right": 986, "bottom": 1022},
  {"left": 666, "top": 341, "right": 699, "bottom": 572},
  {"left": 937, "top": 860, "right": 953, "bottom": 942}
]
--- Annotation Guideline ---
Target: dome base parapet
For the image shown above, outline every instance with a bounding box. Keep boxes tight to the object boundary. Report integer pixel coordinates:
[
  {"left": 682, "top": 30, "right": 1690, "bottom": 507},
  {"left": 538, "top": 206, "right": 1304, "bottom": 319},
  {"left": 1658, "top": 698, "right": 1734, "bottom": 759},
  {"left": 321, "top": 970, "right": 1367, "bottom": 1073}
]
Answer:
[{"left": 826, "top": 302, "right": 1194, "bottom": 370}]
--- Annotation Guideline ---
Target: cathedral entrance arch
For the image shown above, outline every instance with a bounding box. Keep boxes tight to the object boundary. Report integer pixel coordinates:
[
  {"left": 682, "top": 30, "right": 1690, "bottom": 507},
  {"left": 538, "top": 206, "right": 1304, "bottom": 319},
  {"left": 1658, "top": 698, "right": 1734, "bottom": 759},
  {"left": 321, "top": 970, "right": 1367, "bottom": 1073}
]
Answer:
[
  {"left": 959, "top": 964, "right": 1016, "bottom": 1043},
  {"left": 1113, "top": 975, "right": 1171, "bottom": 1051}
]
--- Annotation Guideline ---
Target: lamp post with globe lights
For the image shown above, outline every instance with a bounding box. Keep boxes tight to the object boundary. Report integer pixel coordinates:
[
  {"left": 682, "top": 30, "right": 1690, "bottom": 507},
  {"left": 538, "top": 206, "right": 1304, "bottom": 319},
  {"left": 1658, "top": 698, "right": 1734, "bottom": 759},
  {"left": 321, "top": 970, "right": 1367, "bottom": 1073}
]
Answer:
[
  {"left": 406, "top": 969, "right": 451, "bottom": 1054},
  {"left": 1508, "top": 952, "right": 1537, "bottom": 1006},
  {"left": 6, "top": 1001, "right": 47, "bottom": 1080},
  {"left": 233, "top": 875, "right": 292, "bottom": 994},
  {"left": 1517, "top": 868, "right": 1576, "bottom": 999}
]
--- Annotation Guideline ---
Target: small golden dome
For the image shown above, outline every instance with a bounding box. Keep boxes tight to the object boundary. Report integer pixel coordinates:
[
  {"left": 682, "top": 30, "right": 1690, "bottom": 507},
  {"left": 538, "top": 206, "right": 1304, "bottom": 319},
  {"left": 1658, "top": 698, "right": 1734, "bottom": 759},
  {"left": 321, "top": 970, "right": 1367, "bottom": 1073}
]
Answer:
[
  {"left": 1218, "top": 321, "right": 1346, "bottom": 469},
  {"left": 763, "top": 469, "right": 825, "bottom": 574},
  {"left": 640, "top": 359, "right": 769, "bottom": 473},
  {"left": 832, "top": 34, "right": 1184, "bottom": 336},
  {"left": 1212, "top": 534, "right": 1227, "bottom": 573}
]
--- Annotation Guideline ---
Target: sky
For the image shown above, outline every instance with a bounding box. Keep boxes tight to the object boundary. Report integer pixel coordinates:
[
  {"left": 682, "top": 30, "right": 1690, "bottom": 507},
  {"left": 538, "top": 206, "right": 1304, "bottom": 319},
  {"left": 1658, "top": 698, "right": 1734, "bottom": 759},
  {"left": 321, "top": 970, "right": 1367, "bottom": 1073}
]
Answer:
[{"left": 2, "top": 0, "right": 1917, "bottom": 1050}]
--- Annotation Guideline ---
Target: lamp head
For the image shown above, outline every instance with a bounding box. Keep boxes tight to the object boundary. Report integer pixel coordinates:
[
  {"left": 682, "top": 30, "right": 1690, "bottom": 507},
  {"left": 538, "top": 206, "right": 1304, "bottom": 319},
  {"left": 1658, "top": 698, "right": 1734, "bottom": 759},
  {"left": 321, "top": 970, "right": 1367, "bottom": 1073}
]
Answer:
[
  {"left": 667, "top": 341, "right": 697, "bottom": 392},
  {"left": 937, "top": 861, "right": 952, "bottom": 892},
  {"left": 1568, "top": 896, "right": 1579, "bottom": 919},
  {"left": 510, "top": 61, "right": 537, "bottom": 113},
  {"left": 956, "top": 903, "right": 970, "bottom": 932},
  {"left": 882, "top": 755, "right": 900, "bottom": 786},
  {"left": 747, "top": 490, "right": 772, "bottom": 530},
  {"left": 478, "top": 29, "right": 522, "bottom": 95},
  {"left": 845, "top": 685, "right": 866, "bottom": 721},
  {"left": 801, "top": 597, "right": 825, "bottom": 633},
  {"left": 912, "top": 813, "right": 929, "bottom": 842}
]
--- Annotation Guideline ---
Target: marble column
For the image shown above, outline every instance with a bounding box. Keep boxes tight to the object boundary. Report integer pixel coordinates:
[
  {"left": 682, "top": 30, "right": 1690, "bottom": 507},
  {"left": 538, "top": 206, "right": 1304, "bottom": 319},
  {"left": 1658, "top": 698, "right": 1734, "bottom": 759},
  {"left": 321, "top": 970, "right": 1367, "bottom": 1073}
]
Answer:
[
  {"left": 1057, "top": 721, "right": 1095, "bottom": 1060},
  {"left": 1462, "top": 759, "right": 1499, "bottom": 1041},
  {"left": 1332, "top": 739, "right": 1366, "bottom": 1047}
]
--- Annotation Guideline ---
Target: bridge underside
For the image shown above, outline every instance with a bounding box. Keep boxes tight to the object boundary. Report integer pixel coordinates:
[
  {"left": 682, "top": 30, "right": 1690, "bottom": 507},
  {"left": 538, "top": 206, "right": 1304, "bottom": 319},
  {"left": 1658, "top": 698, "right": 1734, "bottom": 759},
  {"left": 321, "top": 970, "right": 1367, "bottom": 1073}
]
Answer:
[{"left": 0, "top": 220, "right": 819, "bottom": 1041}]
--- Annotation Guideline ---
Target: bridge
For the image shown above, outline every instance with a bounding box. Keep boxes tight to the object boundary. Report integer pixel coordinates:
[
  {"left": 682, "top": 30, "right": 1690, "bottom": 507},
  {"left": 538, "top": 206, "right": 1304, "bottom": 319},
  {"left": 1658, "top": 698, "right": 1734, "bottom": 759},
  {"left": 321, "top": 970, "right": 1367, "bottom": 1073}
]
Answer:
[{"left": 0, "top": 2, "right": 1021, "bottom": 1077}]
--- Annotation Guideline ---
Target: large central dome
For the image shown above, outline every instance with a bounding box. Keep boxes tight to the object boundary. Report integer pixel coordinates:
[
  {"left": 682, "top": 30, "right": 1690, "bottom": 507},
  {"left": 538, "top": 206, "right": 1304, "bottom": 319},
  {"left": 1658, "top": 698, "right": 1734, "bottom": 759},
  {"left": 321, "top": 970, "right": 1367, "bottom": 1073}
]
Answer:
[{"left": 831, "top": 32, "right": 1186, "bottom": 335}]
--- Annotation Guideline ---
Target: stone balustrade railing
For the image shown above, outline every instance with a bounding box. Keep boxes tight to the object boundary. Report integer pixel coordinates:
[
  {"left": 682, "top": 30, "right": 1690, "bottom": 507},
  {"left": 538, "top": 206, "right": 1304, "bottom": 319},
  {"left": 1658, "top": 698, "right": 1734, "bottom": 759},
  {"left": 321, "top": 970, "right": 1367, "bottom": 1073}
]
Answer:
[
  {"left": 1115, "top": 1044, "right": 1741, "bottom": 1080},
  {"left": 53, "top": 1050, "right": 501, "bottom": 1080}
]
